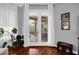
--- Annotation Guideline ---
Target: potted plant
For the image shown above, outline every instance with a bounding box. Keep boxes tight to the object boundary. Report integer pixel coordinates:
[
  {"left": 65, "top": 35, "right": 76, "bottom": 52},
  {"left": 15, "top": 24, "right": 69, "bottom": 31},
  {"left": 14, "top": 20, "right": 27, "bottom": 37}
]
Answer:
[{"left": 12, "top": 35, "right": 24, "bottom": 48}]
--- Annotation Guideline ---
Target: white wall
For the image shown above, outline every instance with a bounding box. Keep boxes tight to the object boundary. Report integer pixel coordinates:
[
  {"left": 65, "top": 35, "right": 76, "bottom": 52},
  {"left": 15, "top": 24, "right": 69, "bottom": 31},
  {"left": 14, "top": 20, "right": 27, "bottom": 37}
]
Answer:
[
  {"left": 17, "top": 5, "right": 24, "bottom": 35},
  {"left": 54, "top": 3, "right": 79, "bottom": 54}
]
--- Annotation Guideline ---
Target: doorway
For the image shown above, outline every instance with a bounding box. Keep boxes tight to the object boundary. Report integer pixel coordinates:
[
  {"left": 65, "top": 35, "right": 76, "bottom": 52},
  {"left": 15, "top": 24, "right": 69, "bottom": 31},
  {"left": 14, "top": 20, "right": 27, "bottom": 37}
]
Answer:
[
  {"left": 29, "top": 10, "right": 48, "bottom": 45},
  {"left": 23, "top": 4, "right": 55, "bottom": 47}
]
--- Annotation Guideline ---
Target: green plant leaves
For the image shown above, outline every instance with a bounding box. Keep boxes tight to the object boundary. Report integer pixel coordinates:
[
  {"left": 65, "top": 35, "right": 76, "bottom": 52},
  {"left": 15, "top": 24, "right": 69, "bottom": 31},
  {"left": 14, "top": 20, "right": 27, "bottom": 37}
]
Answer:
[{"left": 12, "top": 28, "right": 17, "bottom": 34}]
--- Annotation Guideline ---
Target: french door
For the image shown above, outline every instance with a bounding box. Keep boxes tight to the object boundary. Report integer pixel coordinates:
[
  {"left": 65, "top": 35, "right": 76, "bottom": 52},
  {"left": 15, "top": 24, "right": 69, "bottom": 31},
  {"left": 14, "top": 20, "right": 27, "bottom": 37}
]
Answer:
[{"left": 29, "top": 11, "right": 48, "bottom": 45}]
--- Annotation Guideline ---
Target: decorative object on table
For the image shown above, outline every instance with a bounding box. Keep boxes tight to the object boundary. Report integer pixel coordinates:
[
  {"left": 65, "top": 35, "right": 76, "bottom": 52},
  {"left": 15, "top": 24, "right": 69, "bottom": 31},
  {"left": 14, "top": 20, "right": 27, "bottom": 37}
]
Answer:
[
  {"left": 0, "top": 28, "right": 4, "bottom": 38},
  {"left": 61, "top": 21, "right": 70, "bottom": 30},
  {"left": 61, "top": 12, "right": 70, "bottom": 30},
  {"left": 61, "top": 12, "right": 70, "bottom": 21}
]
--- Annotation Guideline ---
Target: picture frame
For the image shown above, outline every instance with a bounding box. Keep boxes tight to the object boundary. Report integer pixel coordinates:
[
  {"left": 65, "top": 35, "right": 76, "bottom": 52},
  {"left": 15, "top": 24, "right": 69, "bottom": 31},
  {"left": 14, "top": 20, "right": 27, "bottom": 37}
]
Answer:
[
  {"left": 61, "top": 12, "right": 70, "bottom": 20},
  {"left": 61, "top": 21, "right": 70, "bottom": 30}
]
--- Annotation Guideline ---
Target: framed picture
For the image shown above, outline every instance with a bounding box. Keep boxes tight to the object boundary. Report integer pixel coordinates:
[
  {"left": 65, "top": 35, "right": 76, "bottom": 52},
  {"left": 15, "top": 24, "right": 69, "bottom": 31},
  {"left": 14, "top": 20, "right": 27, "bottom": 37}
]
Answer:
[
  {"left": 61, "top": 12, "right": 70, "bottom": 20},
  {"left": 61, "top": 21, "right": 70, "bottom": 30}
]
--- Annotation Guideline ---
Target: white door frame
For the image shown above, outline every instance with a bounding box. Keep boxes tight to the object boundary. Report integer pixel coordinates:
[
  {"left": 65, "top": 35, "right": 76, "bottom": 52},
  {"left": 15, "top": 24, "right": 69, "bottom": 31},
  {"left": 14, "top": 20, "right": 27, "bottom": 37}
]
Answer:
[{"left": 23, "top": 4, "right": 55, "bottom": 47}]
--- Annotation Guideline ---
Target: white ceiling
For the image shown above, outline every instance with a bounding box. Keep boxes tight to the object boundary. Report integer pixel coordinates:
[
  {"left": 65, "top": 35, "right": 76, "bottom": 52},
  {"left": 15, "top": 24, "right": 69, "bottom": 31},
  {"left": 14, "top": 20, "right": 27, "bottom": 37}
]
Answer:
[
  {"left": 10, "top": 3, "right": 56, "bottom": 7},
  {"left": 11, "top": 3, "right": 25, "bottom": 7}
]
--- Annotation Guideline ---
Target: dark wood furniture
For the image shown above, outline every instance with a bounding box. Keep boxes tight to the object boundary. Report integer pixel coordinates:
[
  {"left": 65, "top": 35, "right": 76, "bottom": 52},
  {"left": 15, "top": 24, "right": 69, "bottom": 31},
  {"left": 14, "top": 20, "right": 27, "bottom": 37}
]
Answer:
[
  {"left": 78, "top": 37, "right": 79, "bottom": 55},
  {"left": 57, "top": 41, "right": 73, "bottom": 55}
]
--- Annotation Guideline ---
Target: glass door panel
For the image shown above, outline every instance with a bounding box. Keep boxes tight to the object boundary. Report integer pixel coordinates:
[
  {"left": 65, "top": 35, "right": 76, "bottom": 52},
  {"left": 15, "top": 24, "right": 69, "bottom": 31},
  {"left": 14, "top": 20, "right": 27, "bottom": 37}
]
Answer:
[
  {"left": 41, "top": 16, "right": 48, "bottom": 42},
  {"left": 29, "top": 16, "right": 38, "bottom": 42}
]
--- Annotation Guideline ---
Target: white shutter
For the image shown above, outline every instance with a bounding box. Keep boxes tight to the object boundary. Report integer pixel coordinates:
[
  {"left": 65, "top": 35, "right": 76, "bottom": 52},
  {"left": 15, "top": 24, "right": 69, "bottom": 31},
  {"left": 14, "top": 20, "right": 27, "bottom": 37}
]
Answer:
[
  {"left": 0, "top": 7, "right": 4, "bottom": 26},
  {"left": 0, "top": 5, "right": 17, "bottom": 31},
  {"left": 9, "top": 9, "right": 16, "bottom": 27}
]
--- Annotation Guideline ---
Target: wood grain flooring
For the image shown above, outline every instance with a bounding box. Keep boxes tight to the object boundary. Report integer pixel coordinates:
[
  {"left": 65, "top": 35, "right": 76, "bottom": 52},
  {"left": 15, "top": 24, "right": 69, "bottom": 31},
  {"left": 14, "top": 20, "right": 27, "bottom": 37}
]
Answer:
[{"left": 9, "top": 46, "right": 61, "bottom": 55}]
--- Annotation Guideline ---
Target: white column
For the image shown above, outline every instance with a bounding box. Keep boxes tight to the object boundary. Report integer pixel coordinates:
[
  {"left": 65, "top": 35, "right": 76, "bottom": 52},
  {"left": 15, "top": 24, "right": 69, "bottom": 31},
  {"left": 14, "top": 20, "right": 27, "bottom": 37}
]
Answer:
[
  {"left": 48, "top": 4, "right": 55, "bottom": 46},
  {"left": 23, "top": 4, "right": 29, "bottom": 47}
]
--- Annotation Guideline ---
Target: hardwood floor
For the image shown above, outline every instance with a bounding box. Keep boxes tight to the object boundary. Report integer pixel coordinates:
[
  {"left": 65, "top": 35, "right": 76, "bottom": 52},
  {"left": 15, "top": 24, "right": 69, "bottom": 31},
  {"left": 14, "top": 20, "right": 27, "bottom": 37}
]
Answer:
[{"left": 9, "top": 46, "right": 61, "bottom": 55}]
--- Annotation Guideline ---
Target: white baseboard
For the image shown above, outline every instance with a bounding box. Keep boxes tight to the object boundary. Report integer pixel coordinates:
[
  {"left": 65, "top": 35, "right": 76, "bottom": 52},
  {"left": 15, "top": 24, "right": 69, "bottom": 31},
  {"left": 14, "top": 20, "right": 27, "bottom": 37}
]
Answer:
[
  {"left": 23, "top": 43, "right": 29, "bottom": 47},
  {"left": 49, "top": 45, "right": 57, "bottom": 47}
]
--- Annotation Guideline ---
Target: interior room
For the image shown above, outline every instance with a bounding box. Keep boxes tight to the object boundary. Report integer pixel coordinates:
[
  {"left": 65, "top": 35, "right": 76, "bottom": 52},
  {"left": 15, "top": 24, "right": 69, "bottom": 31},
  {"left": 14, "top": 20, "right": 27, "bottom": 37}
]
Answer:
[{"left": 0, "top": 3, "right": 79, "bottom": 55}]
